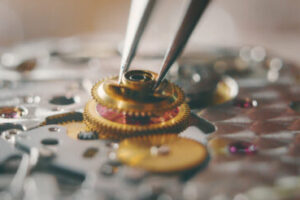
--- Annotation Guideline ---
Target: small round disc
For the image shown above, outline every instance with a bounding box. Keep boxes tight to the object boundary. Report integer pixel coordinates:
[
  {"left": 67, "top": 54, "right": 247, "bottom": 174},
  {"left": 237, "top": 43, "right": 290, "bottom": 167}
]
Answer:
[{"left": 117, "top": 134, "right": 207, "bottom": 173}]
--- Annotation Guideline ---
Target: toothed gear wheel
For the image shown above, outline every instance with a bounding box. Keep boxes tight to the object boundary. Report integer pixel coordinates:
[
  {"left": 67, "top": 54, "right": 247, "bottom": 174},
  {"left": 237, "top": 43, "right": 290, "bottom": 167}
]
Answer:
[
  {"left": 84, "top": 119, "right": 122, "bottom": 140},
  {"left": 91, "top": 70, "right": 185, "bottom": 116},
  {"left": 83, "top": 99, "right": 190, "bottom": 138}
]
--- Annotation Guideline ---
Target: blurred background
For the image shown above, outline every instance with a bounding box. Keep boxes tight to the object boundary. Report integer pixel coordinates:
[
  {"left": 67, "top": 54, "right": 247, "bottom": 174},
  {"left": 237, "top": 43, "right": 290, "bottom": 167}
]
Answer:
[{"left": 0, "top": 0, "right": 299, "bottom": 63}]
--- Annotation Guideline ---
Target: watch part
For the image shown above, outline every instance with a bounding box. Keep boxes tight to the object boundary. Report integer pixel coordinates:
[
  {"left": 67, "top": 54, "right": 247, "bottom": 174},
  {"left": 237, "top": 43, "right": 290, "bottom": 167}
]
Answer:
[
  {"left": 84, "top": 100, "right": 190, "bottom": 138},
  {"left": 91, "top": 70, "right": 185, "bottom": 116},
  {"left": 117, "top": 134, "right": 207, "bottom": 173}
]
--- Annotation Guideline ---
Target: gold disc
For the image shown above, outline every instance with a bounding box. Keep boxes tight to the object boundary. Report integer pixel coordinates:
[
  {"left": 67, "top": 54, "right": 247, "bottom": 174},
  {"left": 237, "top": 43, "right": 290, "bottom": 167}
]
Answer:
[{"left": 117, "top": 134, "right": 207, "bottom": 173}]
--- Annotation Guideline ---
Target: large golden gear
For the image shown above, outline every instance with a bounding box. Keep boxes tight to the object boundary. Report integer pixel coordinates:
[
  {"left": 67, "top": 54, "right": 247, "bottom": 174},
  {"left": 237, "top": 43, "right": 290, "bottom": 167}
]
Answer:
[
  {"left": 84, "top": 70, "right": 190, "bottom": 139},
  {"left": 91, "top": 70, "right": 184, "bottom": 116},
  {"left": 117, "top": 134, "right": 207, "bottom": 172},
  {"left": 83, "top": 99, "right": 190, "bottom": 137}
]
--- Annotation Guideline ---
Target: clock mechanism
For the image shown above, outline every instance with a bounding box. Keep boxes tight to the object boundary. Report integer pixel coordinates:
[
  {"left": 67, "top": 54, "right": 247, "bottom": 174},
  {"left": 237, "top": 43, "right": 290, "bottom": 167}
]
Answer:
[{"left": 0, "top": 37, "right": 300, "bottom": 200}]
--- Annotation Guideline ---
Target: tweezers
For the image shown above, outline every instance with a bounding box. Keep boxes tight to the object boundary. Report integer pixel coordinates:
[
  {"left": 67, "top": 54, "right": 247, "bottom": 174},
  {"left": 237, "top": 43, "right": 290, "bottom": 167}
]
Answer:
[{"left": 118, "top": 0, "right": 210, "bottom": 89}]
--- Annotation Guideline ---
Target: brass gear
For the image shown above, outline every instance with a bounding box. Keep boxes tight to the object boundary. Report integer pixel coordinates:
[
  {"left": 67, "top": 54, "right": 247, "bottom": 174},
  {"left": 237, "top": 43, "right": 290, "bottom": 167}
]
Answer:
[
  {"left": 91, "top": 70, "right": 185, "bottom": 116},
  {"left": 117, "top": 134, "right": 207, "bottom": 173},
  {"left": 83, "top": 99, "right": 190, "bottom": 137},
  {"left": 84, "top": 119, "right": 121, "bottom": 140}
]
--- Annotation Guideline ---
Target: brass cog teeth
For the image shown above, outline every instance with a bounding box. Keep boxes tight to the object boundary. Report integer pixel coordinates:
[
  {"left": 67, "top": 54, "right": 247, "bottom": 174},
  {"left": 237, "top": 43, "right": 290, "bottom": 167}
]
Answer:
[
  {"left": 84, "top": 119, "right": 118, "bottom": 140},
  {"left": 91, "top": 75, "right": 185, "bottom": 116},
  {"left": 91, "top": 77, "right": 118, "bottom": 112},
  {"left": 83, "top": 99, "right": 190, "bottom": 139}
]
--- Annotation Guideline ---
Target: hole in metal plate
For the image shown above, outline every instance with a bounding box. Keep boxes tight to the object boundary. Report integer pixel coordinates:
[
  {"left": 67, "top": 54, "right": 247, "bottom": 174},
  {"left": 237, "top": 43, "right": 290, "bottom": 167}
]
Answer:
[
  {"left": 49, "top": 96, "right": 78, "bottom": 105},
  {"left": 41, "top": 138, "right": 59, "bottom": 145},
  {"left": 0, "top": 123, "right": 25, "bottom": 134}
]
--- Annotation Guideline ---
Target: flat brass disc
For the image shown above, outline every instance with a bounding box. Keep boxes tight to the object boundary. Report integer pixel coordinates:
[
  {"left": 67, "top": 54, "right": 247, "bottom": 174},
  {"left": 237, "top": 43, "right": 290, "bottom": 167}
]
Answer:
[{"left": 117, "top": 134, "right": 207, "bottom": 172}]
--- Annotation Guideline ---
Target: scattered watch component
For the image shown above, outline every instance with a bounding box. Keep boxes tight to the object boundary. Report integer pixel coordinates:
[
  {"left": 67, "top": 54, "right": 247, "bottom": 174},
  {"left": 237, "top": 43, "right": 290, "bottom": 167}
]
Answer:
[
  {"left": 117, "top": 134, "right": 207, "bottom": 173},
  {"left": 233, "top": 98, "right": 258, "bottom": 108},
  {"left": 208, "top": 137, "right": 259, "bottom": 157},
  {"left": 212, "top": 76, "right": 238, "bottom": 105},
  {"left": 0, "top": 106, "right": 28, "bottom": 119},
  {"left": 15, "top": 58, "right": 37, "bottom": 73},
  {"left": 168, "top": 61, "right": 220, "bottom": 108}
]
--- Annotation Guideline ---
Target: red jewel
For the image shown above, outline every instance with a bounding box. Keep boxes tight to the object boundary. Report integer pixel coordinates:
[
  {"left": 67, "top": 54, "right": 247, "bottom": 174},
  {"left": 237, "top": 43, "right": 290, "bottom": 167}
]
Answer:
[
  {"left": 96, "top": 104, "right": 179, "bottom": 125},
  {"left": 234, "top": 98, "right": 258, "bottom": 108},
  {"left": 0, "top": 107, "right": 22, "bottom": 119},
  {"left": 228, "top": 141, "right": 257, "bottom": 155}
]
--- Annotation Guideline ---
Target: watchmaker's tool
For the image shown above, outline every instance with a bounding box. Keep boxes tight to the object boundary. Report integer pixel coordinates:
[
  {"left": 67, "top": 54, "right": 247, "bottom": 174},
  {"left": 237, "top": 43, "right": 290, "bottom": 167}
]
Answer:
[
  {"left": 118, "top": 0, "right": 210, "bottom": 88},
  {"left": 118, "top": 0, "right": 156, "bottom": 83}
]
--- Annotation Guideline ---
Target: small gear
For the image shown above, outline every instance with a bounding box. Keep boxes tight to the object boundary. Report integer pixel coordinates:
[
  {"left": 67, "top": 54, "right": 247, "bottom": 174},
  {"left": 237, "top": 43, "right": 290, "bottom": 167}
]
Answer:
[
  {"left": 91, "top": 70, "right": 185, "bottom": 116},
  {"left": 117, "top": 134, "right": 207, "bottom": 172},
  {"left": 84, "top": 99, "right": 190, "bottom": 137}
]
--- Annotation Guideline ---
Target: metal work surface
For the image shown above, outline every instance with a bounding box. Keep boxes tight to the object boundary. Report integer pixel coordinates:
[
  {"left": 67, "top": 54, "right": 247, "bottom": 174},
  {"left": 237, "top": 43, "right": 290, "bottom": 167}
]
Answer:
[{"left": 0, "top": 36, "right": 300, "bottom": 200}]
